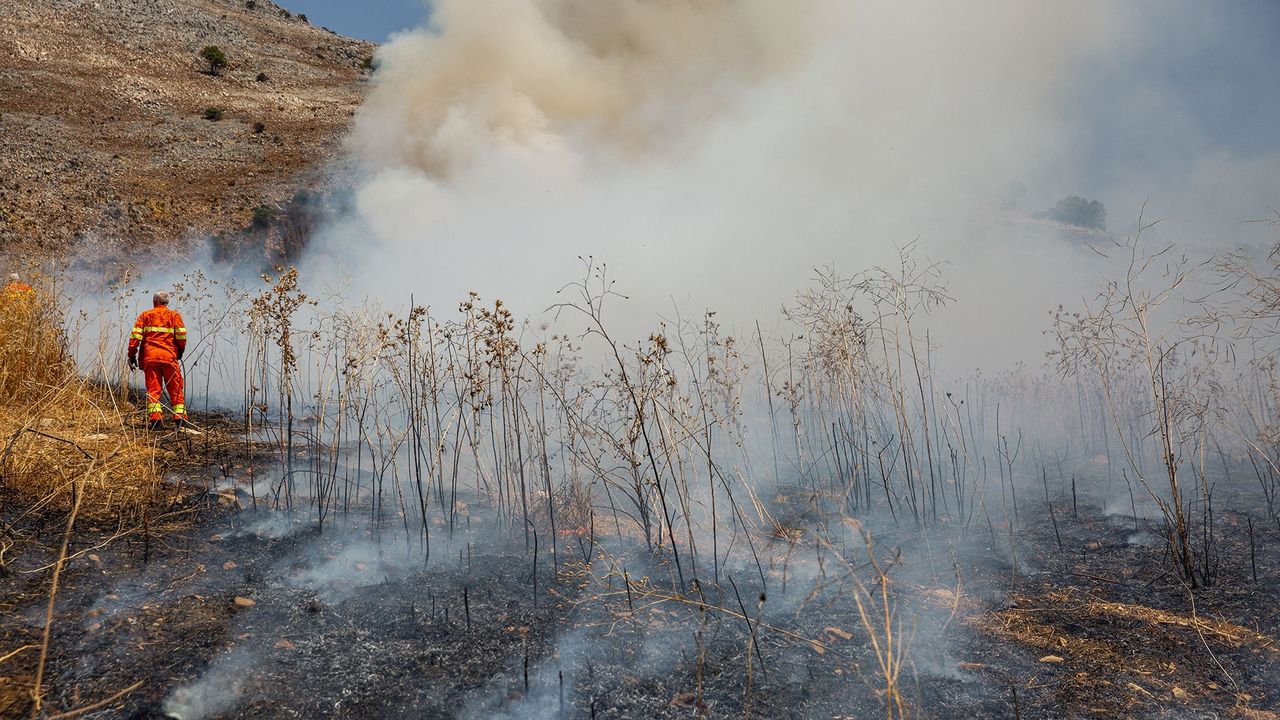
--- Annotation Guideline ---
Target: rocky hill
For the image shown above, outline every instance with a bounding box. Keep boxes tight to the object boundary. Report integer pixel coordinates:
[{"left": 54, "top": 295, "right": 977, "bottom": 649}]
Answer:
[{"left": 0, "top": 0, "right": 374, "bottom": 263}]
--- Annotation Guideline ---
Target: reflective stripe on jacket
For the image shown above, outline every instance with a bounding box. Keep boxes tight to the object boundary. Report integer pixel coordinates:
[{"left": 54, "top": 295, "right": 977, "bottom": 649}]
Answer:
[{"left": 128, "top": 307, "right": 187, "bottom": 364}]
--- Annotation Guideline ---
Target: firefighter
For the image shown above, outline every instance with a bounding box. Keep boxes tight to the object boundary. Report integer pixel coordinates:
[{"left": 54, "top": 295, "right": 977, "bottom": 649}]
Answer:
[
  {"left": 128, "top": 291, "right": 188, "bottom": 430},
  {"left": 2, "top": 273, "right": 34, "bottom": 298},
  {"left": 1, "top": 274, "right": 35, "bottom": 330}
]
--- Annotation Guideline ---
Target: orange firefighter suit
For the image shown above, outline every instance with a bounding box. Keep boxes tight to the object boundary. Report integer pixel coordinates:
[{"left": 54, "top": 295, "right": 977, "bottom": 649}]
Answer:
[
  {"left": 1, "top": 281, "right": 35, "bottom": 321},
  {"left": 128, "top": 306, "right": 187, "bottom": 421},
  {"left": 2, "top": 281, "right": 34, "bottom": 297}
]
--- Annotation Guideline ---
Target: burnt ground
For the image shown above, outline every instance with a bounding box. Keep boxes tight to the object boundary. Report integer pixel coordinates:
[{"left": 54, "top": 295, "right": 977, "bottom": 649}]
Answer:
[
  {"left": 942, "top": 505, "right": 1280, "bottom": 719},
  {"left": 1, "top": 476, "right": 1279, "bottom": 719}
]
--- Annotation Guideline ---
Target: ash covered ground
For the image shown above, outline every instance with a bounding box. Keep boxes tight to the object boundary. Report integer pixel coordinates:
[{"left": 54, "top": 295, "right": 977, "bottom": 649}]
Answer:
[{"left": 2, "top": 472, "right": 1277, "bottom": 720}]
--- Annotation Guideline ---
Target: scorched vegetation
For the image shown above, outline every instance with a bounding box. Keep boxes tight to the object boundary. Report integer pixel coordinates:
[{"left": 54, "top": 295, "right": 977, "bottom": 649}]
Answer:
[{"left": 2, "top": 228, "right": 1280, "bottom": 719}]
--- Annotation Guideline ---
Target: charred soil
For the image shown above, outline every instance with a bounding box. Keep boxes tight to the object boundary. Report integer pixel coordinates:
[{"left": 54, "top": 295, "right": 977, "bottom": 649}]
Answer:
[{"left": 1, "top": 479, "right": 1278, "bottom": 719}]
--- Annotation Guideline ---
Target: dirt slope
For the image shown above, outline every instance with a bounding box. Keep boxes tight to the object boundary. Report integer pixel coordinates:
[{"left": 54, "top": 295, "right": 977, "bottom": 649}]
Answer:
[{"left": 0, "top": 0, "right": 373, "bottom": 261}]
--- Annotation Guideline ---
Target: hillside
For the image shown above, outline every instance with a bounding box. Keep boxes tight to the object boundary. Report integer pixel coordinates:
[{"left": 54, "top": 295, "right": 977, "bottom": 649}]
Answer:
[{"left": 0, "top": 0, "right": 373, "bottom": 262}]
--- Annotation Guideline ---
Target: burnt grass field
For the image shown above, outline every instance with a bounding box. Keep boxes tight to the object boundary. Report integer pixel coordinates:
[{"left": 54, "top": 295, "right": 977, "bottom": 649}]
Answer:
[
  {"left": 5, "top": 249, "right": 1280, "bottom": 719},
  {"left": 2, "top": 460, "right": 1277, "bottom": 719}
]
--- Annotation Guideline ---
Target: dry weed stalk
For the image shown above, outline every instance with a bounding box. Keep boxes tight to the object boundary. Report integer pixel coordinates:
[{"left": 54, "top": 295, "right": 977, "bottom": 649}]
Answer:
[
  {"left": 840, "top": 519, "right": 913, "bottom": 720},
  {"left": 1051, "top": 208, "right": 1224, "bottom": 587},
  {"left": 29, "top": 457, "right": 92, "bottom": 717},
  {"left": 1210, "top": 212, "right": 1280, "bottom": 526},
  {"left": 782, "top": 245, "right": 951, "bottom": 527}
]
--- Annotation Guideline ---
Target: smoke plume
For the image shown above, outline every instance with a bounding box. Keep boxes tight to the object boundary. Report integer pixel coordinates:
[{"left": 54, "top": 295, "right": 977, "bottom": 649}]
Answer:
[{"left": 296, "top": 1, "right": 1277, "bottom": 371}]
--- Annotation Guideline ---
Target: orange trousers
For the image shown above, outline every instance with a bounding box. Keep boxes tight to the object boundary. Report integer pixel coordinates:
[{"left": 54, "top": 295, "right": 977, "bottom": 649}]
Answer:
[{"left": 143, "top": 359, "right": 185, "bottom": 420}]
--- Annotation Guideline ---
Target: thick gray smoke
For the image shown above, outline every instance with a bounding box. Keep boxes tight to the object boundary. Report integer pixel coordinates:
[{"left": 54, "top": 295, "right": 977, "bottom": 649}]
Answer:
[{"left": 293, "top": 0, "right": 1278, "bottom": 371}]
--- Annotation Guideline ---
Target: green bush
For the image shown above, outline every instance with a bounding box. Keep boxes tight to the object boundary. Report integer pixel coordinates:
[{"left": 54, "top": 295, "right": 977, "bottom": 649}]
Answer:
[
  {"left": 251, "top": 205, "right": 275, "bottom": 227},
  {"left": 203, "top": 107, "right": 224, "bottom": 121},
  {"left": 200, "top": 45, "right": 228, "bottom": 75}
]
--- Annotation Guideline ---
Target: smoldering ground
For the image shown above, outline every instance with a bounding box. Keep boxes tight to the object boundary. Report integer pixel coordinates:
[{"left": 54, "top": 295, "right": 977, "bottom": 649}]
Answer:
[
  {"left": 35, "top": 257, "right": 1280, "bottom": 718},
  {"left": 35, "top": 242, "right": 1280, "bottom": 717},
  {"left": 15, "top": 469, "right": 1272, "bottom": 719}
]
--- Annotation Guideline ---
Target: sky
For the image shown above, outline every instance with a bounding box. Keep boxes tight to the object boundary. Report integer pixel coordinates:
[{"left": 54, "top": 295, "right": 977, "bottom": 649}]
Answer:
[{"left": 280, "top": 0, "right": 424, "bottom": 42}]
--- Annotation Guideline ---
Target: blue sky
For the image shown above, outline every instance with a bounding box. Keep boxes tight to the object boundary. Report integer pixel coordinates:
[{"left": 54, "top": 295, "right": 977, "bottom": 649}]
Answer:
[{"left": 281, "top": 0, "right": 426, "bottom": 42}]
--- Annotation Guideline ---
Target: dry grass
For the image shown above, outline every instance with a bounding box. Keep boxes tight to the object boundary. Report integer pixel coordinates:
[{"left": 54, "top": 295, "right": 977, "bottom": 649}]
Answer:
[
  {"left": 0, "top": 286, "right": 177, "bottom": 521},
  {"left": 0, "top": 287, "right": 66, "bottom": 402}
]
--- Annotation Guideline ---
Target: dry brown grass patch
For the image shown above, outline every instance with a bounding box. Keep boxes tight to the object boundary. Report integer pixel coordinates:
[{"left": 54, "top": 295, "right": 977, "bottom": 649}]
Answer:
[
  {"left": 0, "top": 288, "right": 180, "bottom": 520},
  {"left": 0, "top": 289, "right": 68, "bottom": 403}
]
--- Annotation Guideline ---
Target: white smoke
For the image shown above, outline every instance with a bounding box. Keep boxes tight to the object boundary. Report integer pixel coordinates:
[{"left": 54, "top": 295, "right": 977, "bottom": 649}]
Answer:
[
  {"left": 352, "top": 0, "right": 824, "bottom": 173},
  {"left": 296, "top": 0, "right": 1275, "bottom": 369},
  {"left": 162, "top": 647, "right": 254, "bottom": 720}
]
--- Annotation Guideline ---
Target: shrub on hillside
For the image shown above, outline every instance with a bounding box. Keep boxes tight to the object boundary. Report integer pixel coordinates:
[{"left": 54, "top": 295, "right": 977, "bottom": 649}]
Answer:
[
  {"left": 203, "top": 107, "right": 224, "bottom": 121},
  {"left": 201, "top": 45, "right": 228, "bottom": 75}
]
